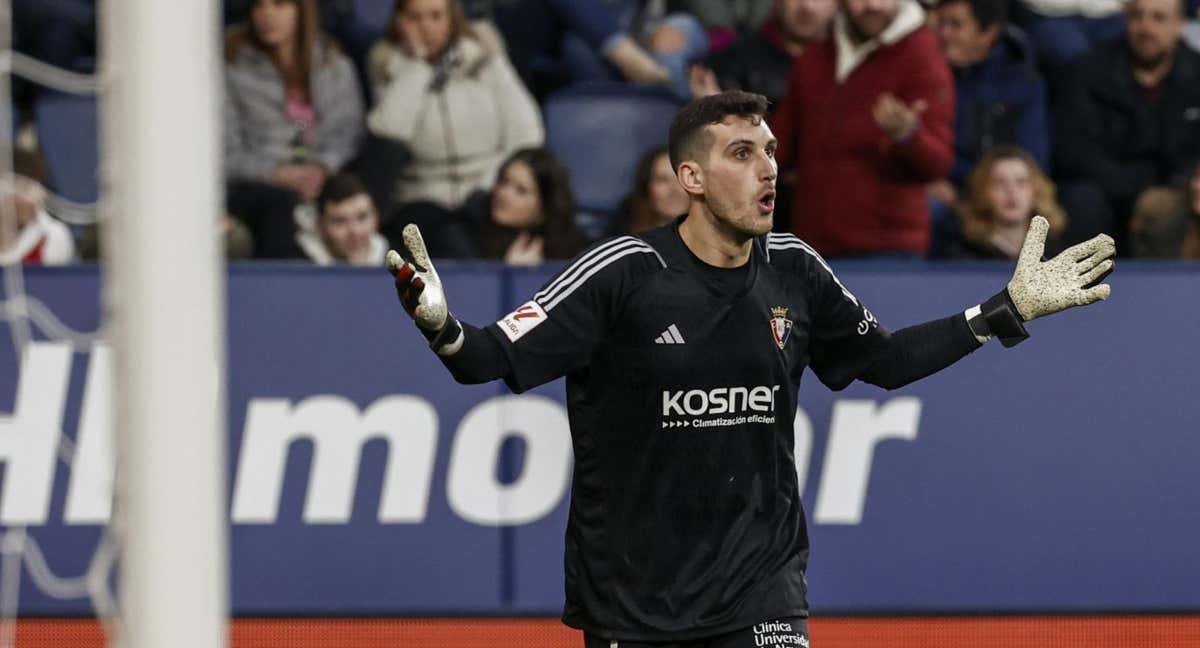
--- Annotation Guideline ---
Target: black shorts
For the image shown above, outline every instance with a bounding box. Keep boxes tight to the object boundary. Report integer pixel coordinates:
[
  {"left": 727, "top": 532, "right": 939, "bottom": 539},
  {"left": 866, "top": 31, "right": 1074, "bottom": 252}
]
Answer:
[{"left": 584, "top": 617, "right": 809, "bottom": 648}]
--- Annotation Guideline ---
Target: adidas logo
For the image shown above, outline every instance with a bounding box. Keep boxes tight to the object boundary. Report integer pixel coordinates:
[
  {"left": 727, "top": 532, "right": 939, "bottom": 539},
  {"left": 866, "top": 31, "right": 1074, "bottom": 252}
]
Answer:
[{"left": 654, "top": 324, "right": 686, "bottom": 344}]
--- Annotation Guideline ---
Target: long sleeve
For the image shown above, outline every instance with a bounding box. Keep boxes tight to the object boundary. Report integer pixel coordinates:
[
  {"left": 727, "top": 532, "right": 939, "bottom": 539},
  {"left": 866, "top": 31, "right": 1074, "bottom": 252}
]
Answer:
[
  {"left": 223, "top": 69, "right": 278, "bottom": 182},
  {"left": 314, "top": 55, "right": 366, "bottom": 172},
  {"left": 1053, "top": 60, "right": 1157, "bottom": 202},
  {"left": 859, "top": 313, "right": 981, "bottom": 390},
  {"left": 366, "top": 44, "right": 435, "bottom": 142},
  {"left": 485, "top": 53, "right": 544, "bottom": 182},
  {"left": 439, "top": 322, "right": 513, "bottom": 385},
  {"left": 1016, "top": 74, "right": 1051, "bottom": 173},
  {"left": 882, "top": 54, "right": 955, "bottom": 181}
]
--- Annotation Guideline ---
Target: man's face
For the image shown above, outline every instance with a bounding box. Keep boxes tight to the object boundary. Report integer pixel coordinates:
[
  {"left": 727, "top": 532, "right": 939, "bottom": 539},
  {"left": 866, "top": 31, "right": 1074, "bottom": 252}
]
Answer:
[
  {"left": 319, "top": 193, "right": 378, "bottom": 264},
  {"left": 777, "top": 0, "right": 838, "bottom": 43},
  {"left": 695, "top": 116, "right": 779, "bottom": 237},
  {"left": 842, "top": 0, "right": 900, "bottom": 41},
  {"left": 1126, "top": 0, "right": 1183, "bottom": 67},
  {"left": 933, "top": 1, "right": 1001, "bottom": 67}
]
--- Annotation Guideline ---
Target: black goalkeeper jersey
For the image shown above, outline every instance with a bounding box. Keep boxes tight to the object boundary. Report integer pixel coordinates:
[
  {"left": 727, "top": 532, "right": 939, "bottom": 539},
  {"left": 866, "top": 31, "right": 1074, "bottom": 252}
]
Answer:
[{"left": 485, "top": 218, "right": 891, "bottom": 641}]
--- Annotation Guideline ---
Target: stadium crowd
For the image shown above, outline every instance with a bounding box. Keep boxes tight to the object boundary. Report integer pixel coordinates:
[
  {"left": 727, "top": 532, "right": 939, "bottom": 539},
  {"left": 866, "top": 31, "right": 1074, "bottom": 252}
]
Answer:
[{"left": 3, "top": 0, "right": 1200, "bottom": 266}]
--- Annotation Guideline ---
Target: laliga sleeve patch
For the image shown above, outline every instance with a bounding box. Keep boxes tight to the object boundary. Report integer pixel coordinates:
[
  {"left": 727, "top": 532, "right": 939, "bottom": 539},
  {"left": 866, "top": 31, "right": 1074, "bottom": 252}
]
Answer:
[{"left": 497, "top": 301, "right": 548, "bottom": 342}]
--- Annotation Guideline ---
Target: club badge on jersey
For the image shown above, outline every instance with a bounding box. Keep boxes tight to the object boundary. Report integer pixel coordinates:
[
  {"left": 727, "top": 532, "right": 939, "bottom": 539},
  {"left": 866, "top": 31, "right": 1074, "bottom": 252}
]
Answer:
[{"left": 770, "top": 306, "right": 793, "bottom": 350}]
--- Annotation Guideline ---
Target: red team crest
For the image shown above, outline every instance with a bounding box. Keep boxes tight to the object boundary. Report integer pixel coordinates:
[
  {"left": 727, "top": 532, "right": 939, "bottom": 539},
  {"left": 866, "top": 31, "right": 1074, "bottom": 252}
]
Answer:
[{"left": 769, "top": 306, "right": 793, "bottom": 350}]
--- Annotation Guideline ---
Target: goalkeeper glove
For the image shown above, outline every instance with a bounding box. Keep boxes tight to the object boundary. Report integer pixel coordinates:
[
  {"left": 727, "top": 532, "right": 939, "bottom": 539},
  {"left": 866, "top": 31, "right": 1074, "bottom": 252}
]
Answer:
[
  {"left": 967, "top": 215, "right": 1115, "bottom": 347},
  {"left": 385, "top": 224, "right": 464, "bottom": 355}
]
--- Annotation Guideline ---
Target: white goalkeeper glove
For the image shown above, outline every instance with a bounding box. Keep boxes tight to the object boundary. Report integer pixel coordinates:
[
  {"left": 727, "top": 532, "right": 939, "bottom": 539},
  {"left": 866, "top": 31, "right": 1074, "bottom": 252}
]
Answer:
[
  {"left": 1008, "top": 215, "right": 1115, "bottom": 320},
  {"left": 967, "top": 215, "right": 1115, "bottom": 347},
  {"left": 385, "top": 224, "right": 464, "bottom": 355}
]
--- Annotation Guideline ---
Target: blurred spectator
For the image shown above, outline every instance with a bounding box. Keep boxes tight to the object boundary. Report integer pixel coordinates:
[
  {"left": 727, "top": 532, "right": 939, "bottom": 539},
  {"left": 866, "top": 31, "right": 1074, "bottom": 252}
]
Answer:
[
  {"left": 1013, "top": 0, "right": 1125, "bottom": 76},
  {"left": 464, "top": 0, "right": 705, "bottom": 98},
  {"left": 222, "top": 217, "right": 257, "bottom": 260},
  {"left": 1128, "top": 161, "right": 1200, "bottom": 258},
  {"left": 224, "top": 0, "right": 365, "bottom": 259},
  {"left": 627, "top": 3, "right": 712, "bottom": 99},
  {"left": 689, "top": 0, "right": 837, "bottom": 108},
  {"left": 949, "top": 146, "right": 1066, "bottom": 259},
  {"left": 11, "top": 0, "right": 96, "bottom": 69},
  {"left": 929, "top": 0, "right": 1048, "bottom": 256},
  {"left": 1052, "top": 0, "right": 1200, "bottom": 251},
  {"left": 609, "top": 146, "right": 690, "bottom": 234},
  {"left": 10, "top": 0, "right": 97, "bottom": 115},
  {"left": 366, "top": 0, "right": 542, "bottom": 258},
  {"left": 1183, "top": 161, "right": 1200, "bottom": 258},
  {"left": 468, "top": 148, "right": 586, "bottom": 264},
  {"left": 932, "top": 0, "right": 1049, "bottom": 187},
  {"left": 773, "top": 0, "right": 955, "bottom": 257},
  {"left": 295, "top": 172, "right": 388, "bottom": 265},
  {"left": 0, "top": 174, "right": 75, "bottom": 266},
  {"left": 226, "top": 0, "right": 381, "bottom": 103}
]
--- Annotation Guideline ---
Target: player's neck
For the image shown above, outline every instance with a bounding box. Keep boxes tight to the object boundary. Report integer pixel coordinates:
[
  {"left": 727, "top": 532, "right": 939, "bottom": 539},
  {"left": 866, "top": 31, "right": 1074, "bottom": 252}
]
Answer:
[{"left": 678, "top": 208, "right": 753, "bottom": 268}]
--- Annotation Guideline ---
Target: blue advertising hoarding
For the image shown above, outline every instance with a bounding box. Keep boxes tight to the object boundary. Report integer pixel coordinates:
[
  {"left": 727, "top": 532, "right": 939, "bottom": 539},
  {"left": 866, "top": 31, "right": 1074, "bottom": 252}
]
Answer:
[{"left": 0, "top": 262, "right": 1197, "bottom": 616}]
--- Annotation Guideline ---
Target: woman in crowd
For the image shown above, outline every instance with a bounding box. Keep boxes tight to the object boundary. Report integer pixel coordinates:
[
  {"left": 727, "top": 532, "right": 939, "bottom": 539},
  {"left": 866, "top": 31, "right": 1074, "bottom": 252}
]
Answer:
[
  {"left": 951, "top": 146, "right": 1067, "bottom": 259},
  {"left": 609, "top": 146, "right": 690, "bottom": 235},
  {"left": 366, "top": 0, "right": 543, "bottom": 258},
  {"left": 468, "top": 147, "right": 586, "bottom": 265},
  {"left": 224, "top": 0, "right": 364, "bottom": 258}
]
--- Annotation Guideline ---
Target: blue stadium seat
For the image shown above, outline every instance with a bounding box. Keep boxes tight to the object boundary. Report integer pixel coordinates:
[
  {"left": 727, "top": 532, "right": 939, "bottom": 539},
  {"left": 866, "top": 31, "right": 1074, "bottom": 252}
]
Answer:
[
  {"left": 35, "top": 92, "right": 99, "bottom": 204},
  {"left": 352, "top": 0, "right": 394, "bottom": 34},
  {"left": 543, "top": 82, "right": 682, "bottom": 238}
]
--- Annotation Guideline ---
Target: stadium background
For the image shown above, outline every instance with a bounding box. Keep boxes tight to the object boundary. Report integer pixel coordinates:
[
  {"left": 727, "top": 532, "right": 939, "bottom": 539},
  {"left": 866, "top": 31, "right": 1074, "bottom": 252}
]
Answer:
[
  {"left": 2, "top": 263, "right": 1198, "bottom": 646},
  {"left": 3, "top": 0, "right": 1200, "bottom": 645}
]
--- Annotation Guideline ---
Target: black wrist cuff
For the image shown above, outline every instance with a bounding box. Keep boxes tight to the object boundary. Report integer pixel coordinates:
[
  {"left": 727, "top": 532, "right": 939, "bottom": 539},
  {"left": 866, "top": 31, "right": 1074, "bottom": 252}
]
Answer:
[
  {"left": 426, "top": 315, "right": 463, "bottom": 353},
  {"left": 980, "top": 289, "right": 1030, "bottom": 348}
]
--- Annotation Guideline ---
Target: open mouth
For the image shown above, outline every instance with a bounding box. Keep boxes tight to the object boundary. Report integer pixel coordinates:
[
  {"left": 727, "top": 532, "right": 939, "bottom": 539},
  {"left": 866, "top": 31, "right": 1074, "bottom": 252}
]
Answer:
[{"left": 757, "top": 192, "right": 776, "bottom": 214}]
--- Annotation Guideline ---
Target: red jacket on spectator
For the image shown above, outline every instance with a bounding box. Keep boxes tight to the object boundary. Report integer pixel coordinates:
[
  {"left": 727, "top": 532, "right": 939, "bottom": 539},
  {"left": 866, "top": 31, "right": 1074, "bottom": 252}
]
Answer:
[{"left": 772, "top": 0, "right": 954, "bottom": 256}]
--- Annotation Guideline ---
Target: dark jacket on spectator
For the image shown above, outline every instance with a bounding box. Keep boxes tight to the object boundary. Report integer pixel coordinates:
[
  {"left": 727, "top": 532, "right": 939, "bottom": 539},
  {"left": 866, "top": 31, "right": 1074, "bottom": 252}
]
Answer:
[
  {"left": 773, "top": 0, "right": 955, "bottom": 256},
  {"left": 702, "top": 18, "right": 796, "bottom": 110},
  {"left": 1053, "top": 40, "right": 1200, "bottom": 206},
  {"left": 950, "top": 27, "right": 1049, "bottom": 186}
]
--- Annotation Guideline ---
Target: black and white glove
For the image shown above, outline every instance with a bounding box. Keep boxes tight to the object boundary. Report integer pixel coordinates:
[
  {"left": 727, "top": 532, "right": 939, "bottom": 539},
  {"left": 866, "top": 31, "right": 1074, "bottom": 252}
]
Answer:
[
  {"left": 385, "top": 224, "right": 464, "bottom": 355},
  {"left": 967, "top": 216, "right": 1115, "bottom": 347}
]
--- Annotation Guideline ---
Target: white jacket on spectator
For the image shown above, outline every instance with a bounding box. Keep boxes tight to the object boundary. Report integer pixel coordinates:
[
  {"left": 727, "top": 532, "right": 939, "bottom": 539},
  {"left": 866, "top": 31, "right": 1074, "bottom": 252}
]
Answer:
[
  {"left": 366, "top": 22, "right": 543, "bottom": 210},
  {"left": 1019, "top": 0, "right": 1124, "bottom": 18},
  {"left": 224, "top": 39, "right": 365, "bottom": 181},
  {"left": 0, "top": 209, "right": 75, "bottom": 265}
]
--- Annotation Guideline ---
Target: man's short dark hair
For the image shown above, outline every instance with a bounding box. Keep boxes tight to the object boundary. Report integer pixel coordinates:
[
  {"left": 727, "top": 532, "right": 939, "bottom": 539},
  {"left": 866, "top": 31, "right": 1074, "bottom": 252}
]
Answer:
[
  {"left": 317, "top": 172, "right": 370, "bottom": 219},
  {"left": 936, "top": 0, "right": 1007, "bottom": 28},
  {"left": 668, "top": 91, "right": 770, "bottom": 171}
]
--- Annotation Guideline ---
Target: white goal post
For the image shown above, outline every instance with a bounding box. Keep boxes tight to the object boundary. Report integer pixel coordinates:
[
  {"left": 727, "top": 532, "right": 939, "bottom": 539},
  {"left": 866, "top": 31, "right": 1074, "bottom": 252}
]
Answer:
[{"left": 100, "top": 0, "right": 228, "bottom": 647}]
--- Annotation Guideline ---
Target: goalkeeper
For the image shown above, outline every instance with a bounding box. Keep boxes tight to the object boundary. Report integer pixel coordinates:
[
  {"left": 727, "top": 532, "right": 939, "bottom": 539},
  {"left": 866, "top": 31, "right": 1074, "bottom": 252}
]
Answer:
[{"left": 385, "top": 91, "right": 1114, "bottom": 647}]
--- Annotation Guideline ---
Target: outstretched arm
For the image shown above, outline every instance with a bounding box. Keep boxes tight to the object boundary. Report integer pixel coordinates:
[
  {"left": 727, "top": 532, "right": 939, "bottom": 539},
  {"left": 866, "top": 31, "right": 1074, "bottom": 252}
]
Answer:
[
  {"left": 386, "top": 224, "right": 514, "bottom": 384},
  {"left": 387, "top": 228, "right": 655, "bottom": 393},
  {"left": 863, "top": 216, "right": 1115, "bottom": 390}
]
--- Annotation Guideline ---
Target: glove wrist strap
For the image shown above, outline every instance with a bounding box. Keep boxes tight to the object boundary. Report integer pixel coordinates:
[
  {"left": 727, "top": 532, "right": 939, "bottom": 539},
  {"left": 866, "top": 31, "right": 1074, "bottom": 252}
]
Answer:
[
  {"left": 976, "top": 289, "right": 1030, "bottom": 348},
  {"left": 424, "top": 315, "right": 464, "bottom": 356}
]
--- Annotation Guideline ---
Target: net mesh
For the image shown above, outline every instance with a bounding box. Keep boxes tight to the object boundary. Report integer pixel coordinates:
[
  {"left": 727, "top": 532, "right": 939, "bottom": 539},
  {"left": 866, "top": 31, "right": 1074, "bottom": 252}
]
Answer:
[{"left": 0, "top": 1, "right": 118, "bottom": 646}]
